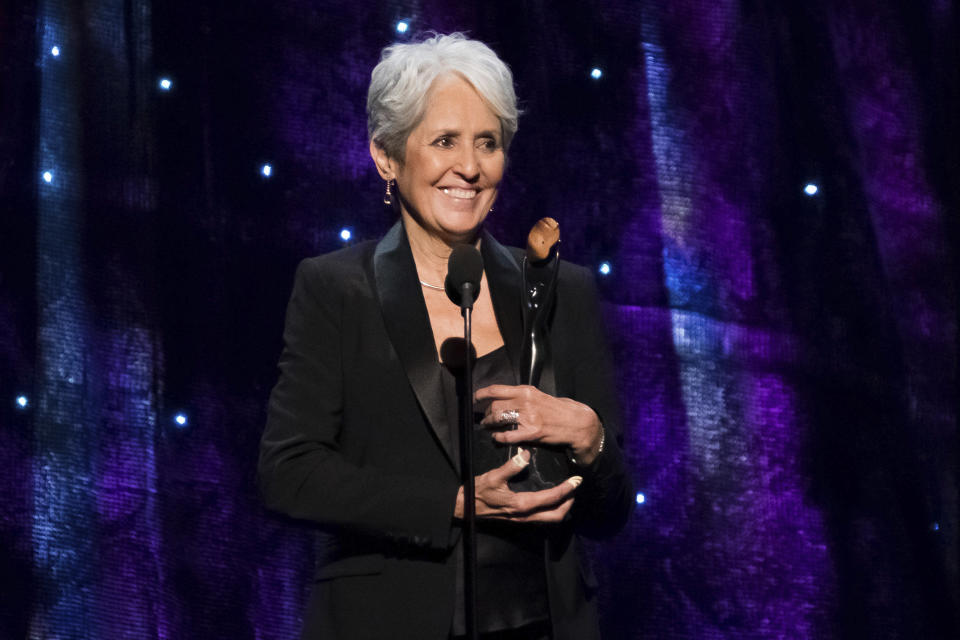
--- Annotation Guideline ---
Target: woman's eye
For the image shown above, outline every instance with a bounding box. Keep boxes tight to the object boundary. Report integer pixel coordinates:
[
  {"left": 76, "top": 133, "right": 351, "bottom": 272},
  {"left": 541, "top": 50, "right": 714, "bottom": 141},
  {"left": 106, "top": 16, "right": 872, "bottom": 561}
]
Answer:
[
  {"left": 434, "top": 136, "right": 454, "bottom": 147},
  {"left": 478, "top": 139, "right": 499, "bottom": 151}
]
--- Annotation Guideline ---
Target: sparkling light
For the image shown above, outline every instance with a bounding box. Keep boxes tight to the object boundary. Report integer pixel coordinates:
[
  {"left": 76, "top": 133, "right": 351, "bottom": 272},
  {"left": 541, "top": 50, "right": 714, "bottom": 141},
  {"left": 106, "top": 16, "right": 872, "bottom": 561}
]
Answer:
[
  {"left": 599, "top": 261, "right": 612, "bottom": 275},
  {"left": 804, "top": 182, "right": 819, "bottom": 196},
  {"left": 261, "top": 163, "right": 273, "bottom": 178},
  {"left": 635, "top": 492, "right": 646, "bottom": 505},
  {"left": 339, "top": 228, "right": 352, "bottom": 242},
  {"left": 51, "top": 46, "right": 61, "bottom": 57},
  {"left": 16, "top": 395, "right": 29, "bottom": 409},
  {"left": 931, "top": 521, "right": 941, "bottom": 532},
  {"left": 590, "top": 67, "right": 603, "bottom": 80},
  {"left": 396, "top": 20, "right": 409, "bottom": 33},
  {"left": 42, "top": 171, "right": 53, "bottom": 183},
  {"left": 158, "top": 77, "right": 172, "bottom": 91},
  {"left": 174, "top": 413, "right": 188, "bottom": 427}
]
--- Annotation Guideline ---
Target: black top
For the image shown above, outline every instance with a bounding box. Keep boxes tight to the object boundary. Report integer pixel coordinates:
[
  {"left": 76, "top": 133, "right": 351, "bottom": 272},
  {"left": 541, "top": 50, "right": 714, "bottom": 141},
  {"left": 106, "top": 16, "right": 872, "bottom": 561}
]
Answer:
[
  {"left": 259, "top": 223, "right": 634, "bottom": 639},
  {"left": 442, "top": 345, "right": 549, "bottom": 636}
]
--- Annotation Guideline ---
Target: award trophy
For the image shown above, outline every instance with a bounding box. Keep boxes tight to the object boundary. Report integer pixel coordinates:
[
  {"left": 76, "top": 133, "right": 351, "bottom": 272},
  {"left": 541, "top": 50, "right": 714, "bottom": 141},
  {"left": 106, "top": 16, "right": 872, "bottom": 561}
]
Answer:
[{"left": 508, "top": 218, "right": 568, "bottom": 491}]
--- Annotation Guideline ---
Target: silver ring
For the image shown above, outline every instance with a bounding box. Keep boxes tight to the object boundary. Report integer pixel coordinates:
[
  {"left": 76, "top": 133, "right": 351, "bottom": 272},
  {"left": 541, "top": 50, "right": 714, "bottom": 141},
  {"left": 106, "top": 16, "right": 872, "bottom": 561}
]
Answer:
[{"left": 499, "top": 409, "right": 520, "bottom": 424}]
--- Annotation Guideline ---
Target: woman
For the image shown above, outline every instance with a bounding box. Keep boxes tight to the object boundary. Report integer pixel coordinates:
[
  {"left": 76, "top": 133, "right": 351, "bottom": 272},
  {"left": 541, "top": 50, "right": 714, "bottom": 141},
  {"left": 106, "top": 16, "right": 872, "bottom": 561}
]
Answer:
[{"left": 259, "top": 33, "right": 633, "bottom": 640}]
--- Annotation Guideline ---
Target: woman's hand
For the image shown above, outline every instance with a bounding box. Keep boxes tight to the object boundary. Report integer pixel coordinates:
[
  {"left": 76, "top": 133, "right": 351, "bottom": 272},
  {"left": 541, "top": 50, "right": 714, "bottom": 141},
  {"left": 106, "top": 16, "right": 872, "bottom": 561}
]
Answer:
[
  {"left": 454, "top": 449, "right": 581, "bottom": 522},
  {"left": 475, "top": 384, "right": 604, "bottom": 465}
]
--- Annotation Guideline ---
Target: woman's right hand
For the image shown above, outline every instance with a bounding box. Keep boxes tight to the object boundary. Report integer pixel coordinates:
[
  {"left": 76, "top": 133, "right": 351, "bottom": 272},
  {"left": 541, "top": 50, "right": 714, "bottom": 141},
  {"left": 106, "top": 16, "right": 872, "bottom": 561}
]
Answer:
[{"left": 453, "top": 448, "right": 581, "bottom": 523}]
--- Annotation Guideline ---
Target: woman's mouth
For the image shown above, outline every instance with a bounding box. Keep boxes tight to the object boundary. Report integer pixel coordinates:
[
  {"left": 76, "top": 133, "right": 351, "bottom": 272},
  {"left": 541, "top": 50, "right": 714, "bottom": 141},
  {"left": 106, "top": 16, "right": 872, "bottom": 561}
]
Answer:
[{"left": 440, "top": 187, "right": 478, "bottom": 200}]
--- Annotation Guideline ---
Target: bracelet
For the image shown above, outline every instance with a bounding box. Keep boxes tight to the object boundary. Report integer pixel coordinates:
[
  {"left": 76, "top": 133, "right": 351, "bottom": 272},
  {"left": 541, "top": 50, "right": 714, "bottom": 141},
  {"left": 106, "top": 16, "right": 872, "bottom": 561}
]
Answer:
[{"left": 569, "top": 426, "right": 605, "bottom": 466}]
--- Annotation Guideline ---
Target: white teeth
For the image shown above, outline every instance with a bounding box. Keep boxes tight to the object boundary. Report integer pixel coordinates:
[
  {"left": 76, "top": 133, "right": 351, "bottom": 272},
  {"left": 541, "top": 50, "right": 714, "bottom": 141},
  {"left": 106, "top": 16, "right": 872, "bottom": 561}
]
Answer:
[{"left": 441, "top": 188, "right": 477, "bottom": 199}]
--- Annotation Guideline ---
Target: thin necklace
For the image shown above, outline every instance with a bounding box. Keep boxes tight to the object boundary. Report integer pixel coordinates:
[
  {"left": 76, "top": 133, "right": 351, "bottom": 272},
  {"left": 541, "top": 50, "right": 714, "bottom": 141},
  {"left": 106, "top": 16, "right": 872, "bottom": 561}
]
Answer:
[{"left": 419, "top": 279, "right": 445, "bottom": 291}]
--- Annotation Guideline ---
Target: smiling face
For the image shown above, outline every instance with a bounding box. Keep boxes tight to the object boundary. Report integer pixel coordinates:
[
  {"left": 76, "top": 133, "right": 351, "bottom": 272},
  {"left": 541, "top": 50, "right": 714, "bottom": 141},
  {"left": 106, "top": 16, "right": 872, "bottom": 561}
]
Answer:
[{"left": 372, "top": 74, "right": 505, "bottom": 245}]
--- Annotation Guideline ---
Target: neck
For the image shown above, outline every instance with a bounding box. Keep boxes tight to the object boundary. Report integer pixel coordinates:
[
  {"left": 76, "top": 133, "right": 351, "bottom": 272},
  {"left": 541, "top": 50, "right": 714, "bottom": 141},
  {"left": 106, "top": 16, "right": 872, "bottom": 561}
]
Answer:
[{"left": 401, "top": 212, "right": 480, "bottom": 288}]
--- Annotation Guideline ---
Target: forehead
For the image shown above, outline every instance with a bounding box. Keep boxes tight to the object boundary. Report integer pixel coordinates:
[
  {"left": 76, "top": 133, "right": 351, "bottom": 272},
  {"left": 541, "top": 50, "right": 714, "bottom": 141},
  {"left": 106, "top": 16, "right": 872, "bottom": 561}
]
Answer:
[{"left": 418, "top": 74, "right": 500, "bottom": 130}]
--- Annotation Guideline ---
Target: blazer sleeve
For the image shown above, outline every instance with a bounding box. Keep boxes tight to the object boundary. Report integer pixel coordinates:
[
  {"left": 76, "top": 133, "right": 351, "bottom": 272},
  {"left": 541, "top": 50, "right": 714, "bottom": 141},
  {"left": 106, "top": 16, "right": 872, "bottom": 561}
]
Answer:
[
  {"left": 561, "top": 265, "right": 635, "bottom": 539},
  {"left": 258, "top": 257, "right": 459, "bottom": 552}
]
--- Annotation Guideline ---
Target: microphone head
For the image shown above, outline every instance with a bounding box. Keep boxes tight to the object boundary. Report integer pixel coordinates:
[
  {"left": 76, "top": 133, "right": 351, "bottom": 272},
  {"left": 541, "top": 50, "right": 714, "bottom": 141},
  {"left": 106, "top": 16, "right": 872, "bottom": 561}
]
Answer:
[{"left": 445, "top": 244, "right": 483, "bottom": 308}]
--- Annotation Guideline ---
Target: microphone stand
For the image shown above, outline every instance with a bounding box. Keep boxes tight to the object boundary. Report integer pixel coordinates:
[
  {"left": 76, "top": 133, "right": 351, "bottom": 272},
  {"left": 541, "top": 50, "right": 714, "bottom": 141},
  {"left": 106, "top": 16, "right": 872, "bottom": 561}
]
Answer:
[
  {"left": 446, "top": 244, "right": 483, "bottom": 640},
  {"left": 460, "top": 294, "right": 479, "bottom": 640}
]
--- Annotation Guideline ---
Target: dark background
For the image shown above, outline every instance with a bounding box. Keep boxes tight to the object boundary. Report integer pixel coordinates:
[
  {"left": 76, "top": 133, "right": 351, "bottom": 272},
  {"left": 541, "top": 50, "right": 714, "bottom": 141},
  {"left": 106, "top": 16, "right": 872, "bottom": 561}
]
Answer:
[{"left": 1, "top": 0, "right": 958, "bottom": 638}]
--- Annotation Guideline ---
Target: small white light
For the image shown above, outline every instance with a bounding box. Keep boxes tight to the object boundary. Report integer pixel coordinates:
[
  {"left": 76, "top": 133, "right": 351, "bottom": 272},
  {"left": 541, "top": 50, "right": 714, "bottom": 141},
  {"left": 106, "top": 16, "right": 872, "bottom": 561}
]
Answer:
[
  {"left": 635, "top": 492, "right": 646, "bottom": 505},
  {"left": 42, "top": 171, "right": 53, "bottom": 183},
  {"left": 159, "top": 77, "right": 172, "bottom": 91},
  {"left": 16, "top": 395, "right": 29, "bottom": 409},
  {"left": 590, "top": 68, "right": 603, "bottom": 80},
  {"left": 174, "top": 413, "right": 188, "bottom": 427},
  {"left": 339, "top": 228, "right": 352, "bottom": 242},
  {"left": 396, "top": 20, "right": 409, "bottom": 33},
  {"left": 598, "top": 261, "right": 612, "bottom": 276},
  {"left": 804, "top": 183, "right": 819, "bottom": 196},
  {"left": 261, "top": 163, "right": 273, "bottom": 178},
  {"left": 51, "top": 46, "right": 61, "bottom": 57}
]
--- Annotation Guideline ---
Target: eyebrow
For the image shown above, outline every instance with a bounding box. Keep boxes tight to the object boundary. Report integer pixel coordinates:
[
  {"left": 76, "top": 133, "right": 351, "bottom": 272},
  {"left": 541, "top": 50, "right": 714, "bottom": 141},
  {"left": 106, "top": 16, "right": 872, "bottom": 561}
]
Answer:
[{"left": 429, "top": 128, "right": 500, "bottom": 140}]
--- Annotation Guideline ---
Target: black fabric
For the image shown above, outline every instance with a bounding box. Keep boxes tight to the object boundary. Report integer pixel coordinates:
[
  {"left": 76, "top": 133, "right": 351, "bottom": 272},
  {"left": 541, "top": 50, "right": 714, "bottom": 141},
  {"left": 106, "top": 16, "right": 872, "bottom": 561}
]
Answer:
[
  {"left": 444, "top": 347, "right": 549, "bottom": 636},
  {"left": 451, "top": 619, "right": 553, "bottom": 640},
  {"left": 374, "top": 221, "right": 460, "bottom": 470},
  {"left": 259, "top": 220, "right": 633, "bottom": 639}
]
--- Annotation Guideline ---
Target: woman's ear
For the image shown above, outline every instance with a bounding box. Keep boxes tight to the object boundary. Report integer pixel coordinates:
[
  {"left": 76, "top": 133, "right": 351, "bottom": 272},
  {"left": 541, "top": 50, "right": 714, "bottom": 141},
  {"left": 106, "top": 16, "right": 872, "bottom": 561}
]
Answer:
[{"left": 369, "top": 140, "right": 397, "bottom": 180}]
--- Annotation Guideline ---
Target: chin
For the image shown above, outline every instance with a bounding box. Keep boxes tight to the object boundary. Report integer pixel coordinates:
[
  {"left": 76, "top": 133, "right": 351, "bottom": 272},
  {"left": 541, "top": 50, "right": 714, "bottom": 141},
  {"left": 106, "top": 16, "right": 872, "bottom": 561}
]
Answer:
[
  {"left": 432, "top": 209, "right": 487, "bottom": 238},
  {"left": 401, "top": 196, "right": 491, "bottom": 244},
  {"left": 441, "top": 214, "right": 488, "bottom": 241},
  {"left": 433, "top": 224, "right": 479, "bottom": 245}
]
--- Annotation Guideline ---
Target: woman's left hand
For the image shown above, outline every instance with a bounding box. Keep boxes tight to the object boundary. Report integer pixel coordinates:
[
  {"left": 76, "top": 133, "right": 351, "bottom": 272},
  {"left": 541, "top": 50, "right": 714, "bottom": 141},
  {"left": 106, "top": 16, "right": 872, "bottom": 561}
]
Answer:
[{"left": 476, "top": 384, "right": 604, "bottom": 466}]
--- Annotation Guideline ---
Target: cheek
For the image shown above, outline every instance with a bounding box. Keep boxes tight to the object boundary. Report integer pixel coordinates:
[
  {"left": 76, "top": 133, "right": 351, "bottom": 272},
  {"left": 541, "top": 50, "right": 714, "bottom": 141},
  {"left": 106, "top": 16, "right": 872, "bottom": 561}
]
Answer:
[
  {"left": 418, "top": 158, "right": 450, "bottom": 186},
  {"left": 483, "top": 158, "right": 505, "bottom": 185},
  {"left": 399, "top": 148, "right": 441, "bottom": 184}
]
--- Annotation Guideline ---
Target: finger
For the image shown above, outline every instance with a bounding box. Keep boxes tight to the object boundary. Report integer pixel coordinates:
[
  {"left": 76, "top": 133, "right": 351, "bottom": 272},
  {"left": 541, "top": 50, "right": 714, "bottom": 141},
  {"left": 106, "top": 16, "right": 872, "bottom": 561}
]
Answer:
[
  {"left": 513, "top": 495, "right": 575, "bottom": 523},
  {"left": 488, "top": 494, "right": 576, "bottom": 523},
  {"left": 475, "top": 384, "right": 524, "bottom": 402},
  {"left": 510, "top": 476, "right": 582, "bottom": 516},
  {"left": 479, "top": 403, "right": 522, "bottom": 426},
  {"left": 489, "top": 425, "right": 539, "bottom": 444},
  {"left": 485, "top": 448, "right": 532, "bottom": 484}
]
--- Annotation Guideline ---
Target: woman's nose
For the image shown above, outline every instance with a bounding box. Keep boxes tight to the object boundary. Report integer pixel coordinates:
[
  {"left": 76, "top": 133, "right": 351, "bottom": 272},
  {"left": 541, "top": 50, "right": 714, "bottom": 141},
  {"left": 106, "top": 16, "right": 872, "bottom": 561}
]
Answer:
[{"left": 453, "top": 146, "right": 480, "bottom": 180}]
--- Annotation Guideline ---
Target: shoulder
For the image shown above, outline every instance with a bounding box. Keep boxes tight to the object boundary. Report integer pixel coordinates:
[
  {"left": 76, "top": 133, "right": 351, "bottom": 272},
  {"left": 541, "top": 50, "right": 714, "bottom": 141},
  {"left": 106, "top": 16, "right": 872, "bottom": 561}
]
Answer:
[
  {"left": 300, "top": 240, "right": 377, "bottom": 276},
  {"left": 283, "top": 241, "right": 380, "bottom": 315},
  {"left": 554, "top": 259, "right": 604, "bottom": 334},
  {"left": 294, "top": 240, "right": 378, "bottom": 290},
  {"left": 557, "top": 258, "right": 594, "bottom": 289}
]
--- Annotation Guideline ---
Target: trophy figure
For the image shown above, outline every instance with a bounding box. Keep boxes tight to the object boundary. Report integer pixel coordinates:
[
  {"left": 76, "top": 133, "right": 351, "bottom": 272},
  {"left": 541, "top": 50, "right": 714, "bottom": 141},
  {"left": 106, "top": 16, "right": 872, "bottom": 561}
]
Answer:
[
  {"left": 520, "top": 217, "right": 560, "bottom": 386},
  {"left": 508, "top": 218, "right": 567, "bottom": 491}
]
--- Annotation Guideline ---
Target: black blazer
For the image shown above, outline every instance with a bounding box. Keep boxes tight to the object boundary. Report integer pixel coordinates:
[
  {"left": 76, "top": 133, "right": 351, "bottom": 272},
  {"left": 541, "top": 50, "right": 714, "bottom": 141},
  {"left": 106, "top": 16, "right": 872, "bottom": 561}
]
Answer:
[{"left": 259, "top": 221, "right": 633, "bottom": 640}]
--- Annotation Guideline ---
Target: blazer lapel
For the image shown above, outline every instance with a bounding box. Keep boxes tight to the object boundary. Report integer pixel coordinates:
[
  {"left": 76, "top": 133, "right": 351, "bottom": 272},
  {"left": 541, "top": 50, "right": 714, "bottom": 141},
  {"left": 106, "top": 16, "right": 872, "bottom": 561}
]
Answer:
[
  {"left": 371, "top": 223, "right": 557, "bottom": 475},
  {"left": 373, "top": 221, "right": 458, "bottom": 471},
  {"left": 480, "top": 230, "right": 524, "bottom": 385}
]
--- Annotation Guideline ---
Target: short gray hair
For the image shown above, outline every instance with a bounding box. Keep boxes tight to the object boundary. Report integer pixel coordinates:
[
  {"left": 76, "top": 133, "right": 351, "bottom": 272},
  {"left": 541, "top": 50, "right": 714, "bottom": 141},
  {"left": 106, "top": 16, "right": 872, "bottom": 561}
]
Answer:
[{"left": 367, "top": 33, "right": 519, "bottom": 161}]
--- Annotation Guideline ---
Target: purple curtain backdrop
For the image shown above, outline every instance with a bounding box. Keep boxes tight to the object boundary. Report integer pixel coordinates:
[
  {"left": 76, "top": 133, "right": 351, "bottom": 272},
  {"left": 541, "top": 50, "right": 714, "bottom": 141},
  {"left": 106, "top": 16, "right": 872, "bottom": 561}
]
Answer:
[{"left": 1, "top": 1, "right": 957, "bottom": 638}]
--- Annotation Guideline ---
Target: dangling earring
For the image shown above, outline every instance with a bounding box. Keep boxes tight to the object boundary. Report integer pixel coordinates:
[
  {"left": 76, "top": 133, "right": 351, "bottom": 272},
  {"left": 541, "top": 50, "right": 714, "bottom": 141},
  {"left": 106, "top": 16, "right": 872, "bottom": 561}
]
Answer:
[{"left": 383, "top": 179, "right": 394, "bottom": 205}]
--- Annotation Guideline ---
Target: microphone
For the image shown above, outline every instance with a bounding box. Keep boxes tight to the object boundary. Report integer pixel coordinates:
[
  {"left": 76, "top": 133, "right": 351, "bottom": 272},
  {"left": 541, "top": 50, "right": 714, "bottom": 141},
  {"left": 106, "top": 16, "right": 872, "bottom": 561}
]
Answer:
[
  {"left": 444, "top": 242, "right": 484, "bottom": 640},
  {"left": 445, "top": 244, "right": 483, "bottom": 310}
]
